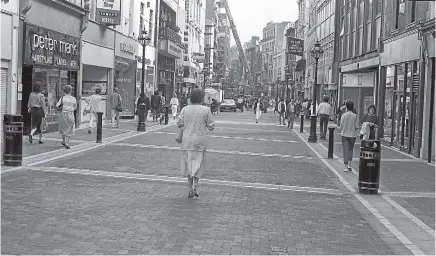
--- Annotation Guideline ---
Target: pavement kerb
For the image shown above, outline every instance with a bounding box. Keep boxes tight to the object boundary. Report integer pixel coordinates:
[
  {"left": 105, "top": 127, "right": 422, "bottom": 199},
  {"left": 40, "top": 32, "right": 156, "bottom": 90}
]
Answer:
[
  {"left": 293, "top": 128, "right": 434, "bottom": 255},
  {"left": 293, "top": 123, "right": 436, "bottom": 238},
  {"left": 1, "top": 121, "right": 176, "bottom": 175}
]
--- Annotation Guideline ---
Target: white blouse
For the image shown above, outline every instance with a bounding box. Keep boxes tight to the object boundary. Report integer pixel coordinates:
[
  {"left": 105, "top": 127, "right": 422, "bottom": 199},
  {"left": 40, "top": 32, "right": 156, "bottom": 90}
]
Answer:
[{"left": 57, "top": 95, "right": 77, "bottom": 112}]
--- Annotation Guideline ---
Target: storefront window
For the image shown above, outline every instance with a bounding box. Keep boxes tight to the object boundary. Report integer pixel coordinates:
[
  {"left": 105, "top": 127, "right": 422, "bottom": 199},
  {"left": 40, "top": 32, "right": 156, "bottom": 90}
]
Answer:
[
  {"left": 384, "top": 65, "right": 395, "bottom": 143},
  {"left": 394, "top": 63, "right": 405, "bottom": 147}
]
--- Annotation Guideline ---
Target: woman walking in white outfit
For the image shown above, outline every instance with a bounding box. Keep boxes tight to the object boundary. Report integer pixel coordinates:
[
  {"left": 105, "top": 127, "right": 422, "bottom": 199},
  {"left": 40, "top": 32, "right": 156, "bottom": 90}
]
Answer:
[
  {"left": 56, "top": 85, "right": 77, "bottom": 149},
  {"left": 253, "top": 99, "right": 263, "bottom": 123},
  {"left": 85, "top": 88, "right": 102, "bottom": 134},
  {"left": 177, "top": 89, "right": 215, "bottom": 198},
  {"left": 170, "top": 93, "right": 179, "bottom": 119}
]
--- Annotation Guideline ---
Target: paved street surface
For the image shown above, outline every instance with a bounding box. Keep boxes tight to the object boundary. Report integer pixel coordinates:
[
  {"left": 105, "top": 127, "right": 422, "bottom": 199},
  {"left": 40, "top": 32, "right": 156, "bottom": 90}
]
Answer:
[{"left": 1, "top": 111, "right": 434, "bottom": 255}]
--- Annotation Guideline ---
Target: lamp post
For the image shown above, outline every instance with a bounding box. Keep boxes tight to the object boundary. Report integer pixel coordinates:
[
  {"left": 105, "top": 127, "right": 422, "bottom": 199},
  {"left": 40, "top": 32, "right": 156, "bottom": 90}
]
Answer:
[
  {"left": 203, "top": 66, "right": 208, "bottom": 89},
  {"left": 285, "top": 65, "right": 290, "bottom": 103},
  {"left": 308, "top": 40, "right": 324, "bottom": 143},
  {"left": 137, "top": 29, "right": 151, "bottom": 132}
]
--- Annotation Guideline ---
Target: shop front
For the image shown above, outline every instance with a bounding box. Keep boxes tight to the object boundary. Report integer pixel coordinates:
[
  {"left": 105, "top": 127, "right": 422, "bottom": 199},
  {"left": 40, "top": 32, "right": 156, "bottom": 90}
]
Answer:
[
  {"left": 81, "top": 20, "right": 115, "bottom": 124},
  {"left": 379, "top": 32, "right": 422, "bottom": 155},
  {"left": 158, "top": 38, "right": 183, "bottom": 100},
  {"left": 115, "top": 32, "right": 138, "bottom": 118},
  {"left": 21, "top": 23, "right": 81, "bottom": 134}
]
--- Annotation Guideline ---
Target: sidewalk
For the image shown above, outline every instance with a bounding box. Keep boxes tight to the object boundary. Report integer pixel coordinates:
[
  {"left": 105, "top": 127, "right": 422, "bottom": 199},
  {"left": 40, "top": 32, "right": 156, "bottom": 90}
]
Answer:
[
  {"left": 18, "top": 119, "right": 160, "bottom": 161},
  {"left": 294, "top": 119, "right": 435, "bottom": 231}
]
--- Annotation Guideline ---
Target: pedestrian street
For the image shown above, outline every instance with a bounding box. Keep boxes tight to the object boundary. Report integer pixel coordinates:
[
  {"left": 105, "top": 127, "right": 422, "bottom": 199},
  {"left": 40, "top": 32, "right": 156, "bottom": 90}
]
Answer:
[{"left": 1, "top": 111, "right": 434, "bottom": 255}]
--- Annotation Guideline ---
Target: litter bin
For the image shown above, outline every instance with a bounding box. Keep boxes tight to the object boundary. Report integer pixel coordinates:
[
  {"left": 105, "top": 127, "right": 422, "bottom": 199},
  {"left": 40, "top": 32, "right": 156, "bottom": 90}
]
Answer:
[
  {"left": 358, "top": 139, "right": 381, "bottom": 194},
  {"left": 3, "top": 114, "right": 24, "bottom": 166}
]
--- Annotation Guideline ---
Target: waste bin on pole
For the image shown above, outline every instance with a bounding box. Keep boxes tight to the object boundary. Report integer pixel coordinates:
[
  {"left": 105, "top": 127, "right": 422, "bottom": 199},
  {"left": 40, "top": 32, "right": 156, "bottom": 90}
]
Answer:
[
  {"left": 3, "top": 115, "right": 24, "bottom": 166},
  {"left": 358, "top": 140, "right": 381, "bottom": 194}
]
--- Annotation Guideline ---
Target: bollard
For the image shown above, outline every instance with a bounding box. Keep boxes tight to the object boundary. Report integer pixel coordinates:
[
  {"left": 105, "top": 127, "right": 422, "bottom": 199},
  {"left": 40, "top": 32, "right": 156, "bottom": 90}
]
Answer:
[
  {"left": 3, "top": 115, "right": 23, "bottom": 166},
  {"left": 327, "top": 126, "right": 336, "bottom": 159},
  {"left": 164, "top": 106, "right": 169, "bottom": 125},
  {"left": 137, "top": 103, "right": 146, "bottom": 132},
  {"left": 96, "top": 112, "right": 103, "bottom": 143},
  {"left": 358, "top": 140, "right": 381, "bottom": 194},
  {"left": 300, "top": 113, "right": 304, "bottom": 133}
]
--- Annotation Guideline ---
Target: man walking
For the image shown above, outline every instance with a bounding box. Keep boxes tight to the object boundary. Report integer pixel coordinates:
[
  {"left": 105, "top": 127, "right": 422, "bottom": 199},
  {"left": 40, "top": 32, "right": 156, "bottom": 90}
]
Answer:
[
  {"left": 287, "top": 99, "right": 296, "bottom": 129},
  {"left": 109, "top": 87, "right": 122, "bottom": 128},
  {"left": 151, "top": 91, "right": 161, "bottom": 122},
  {"left": 318, "top": 96, "right": 332, "bottom": 140},
  {"left": 85, "top": 87, "right": 102, "bottom": 133},
  {"left": 278, "top": 98, "right": 287, "bottom": 126}
]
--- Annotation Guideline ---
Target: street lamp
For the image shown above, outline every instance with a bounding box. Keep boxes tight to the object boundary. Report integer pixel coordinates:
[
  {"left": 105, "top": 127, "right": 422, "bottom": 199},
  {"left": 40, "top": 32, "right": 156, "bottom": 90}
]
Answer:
[
  {"left": 203, "top": 66, "right": 208, "bottom": 89},
  {"left": 308, "top": 40, "right": 324, "bottom": 143},
  {"left": 285, "top": 65, "right": 290, "bottom": 103},
  {"left": 137, "top": 29, "right": 151, "bottom": 132}
]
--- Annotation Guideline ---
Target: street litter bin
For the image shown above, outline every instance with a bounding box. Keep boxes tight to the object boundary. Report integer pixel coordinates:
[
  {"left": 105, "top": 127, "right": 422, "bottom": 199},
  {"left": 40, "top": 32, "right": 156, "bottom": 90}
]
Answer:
[
  {"left": 358, "top": 139, "right": 381, "bottom": 194},
  {"left": 3, "top": 114, "right": 23, "bottom": 166}
]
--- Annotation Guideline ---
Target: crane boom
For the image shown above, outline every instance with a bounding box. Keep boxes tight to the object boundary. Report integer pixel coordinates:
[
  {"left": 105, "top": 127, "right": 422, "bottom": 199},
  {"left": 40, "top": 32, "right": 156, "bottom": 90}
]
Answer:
[{"left": 221, "top": 0, "right": 252, "bottom": 86}]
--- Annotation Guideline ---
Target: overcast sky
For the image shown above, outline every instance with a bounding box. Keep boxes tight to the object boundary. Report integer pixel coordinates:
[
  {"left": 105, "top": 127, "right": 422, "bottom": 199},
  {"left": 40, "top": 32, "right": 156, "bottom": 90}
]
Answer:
[{"left": 225, "top": 0, "right": 299, "bottom": 45}]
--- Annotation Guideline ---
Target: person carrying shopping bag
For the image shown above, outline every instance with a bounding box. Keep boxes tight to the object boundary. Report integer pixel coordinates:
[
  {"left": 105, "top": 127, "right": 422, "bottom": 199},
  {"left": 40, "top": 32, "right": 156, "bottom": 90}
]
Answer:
[
  {"left": 56, "top": 85, "right": 77, "bottom": 149},
  {"left": 176, "top": 89, "right": 215, "bottom": 199},
  {"left": 85, "top": 87, "right": 102, "bottom": 134},
  {"left": 27, "top": 81, "right": 47, "bottom": 144}
]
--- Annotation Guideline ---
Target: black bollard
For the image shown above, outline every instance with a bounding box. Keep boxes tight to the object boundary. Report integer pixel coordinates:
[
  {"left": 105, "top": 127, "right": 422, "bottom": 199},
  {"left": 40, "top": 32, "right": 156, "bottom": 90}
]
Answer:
[
  {"left": 3, "top": 115, "right": 23, "bottom": 166},
  {"left": 137, "top": 103, "right": 146, "bottom": 132},
  {"left": 358, "top": 140, "right": 381, "bottom": 194},
  {"left": 165, "top": 106, "right": 169, "bottom": 125},
  {"left": 300, "top": 113, "right": 304, "bottom": 133},
  {"left": 328, "top": 126, "right": 336, "bottom": 159},
  {"left": 96, "top": 112, "right": 103, "bottom": 143}
]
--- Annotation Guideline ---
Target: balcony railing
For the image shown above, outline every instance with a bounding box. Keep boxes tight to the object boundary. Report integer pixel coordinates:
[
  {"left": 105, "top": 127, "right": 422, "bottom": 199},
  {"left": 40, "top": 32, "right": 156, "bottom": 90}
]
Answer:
[{"left": 159, "top": 27, "right": 182, "bottom": 45}]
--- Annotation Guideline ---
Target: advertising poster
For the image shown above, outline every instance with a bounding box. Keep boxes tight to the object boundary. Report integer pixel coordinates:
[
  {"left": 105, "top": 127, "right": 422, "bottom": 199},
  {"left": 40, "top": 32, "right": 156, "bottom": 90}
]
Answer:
[
  {"left": 96, "top": 0, "right": 121, "bottom": 25},
  {"left": 115, "top": 57, "right": 137, "bottom": 117},
  {"left": 82, "top": 81, "right": 108, "bottom": 96}
]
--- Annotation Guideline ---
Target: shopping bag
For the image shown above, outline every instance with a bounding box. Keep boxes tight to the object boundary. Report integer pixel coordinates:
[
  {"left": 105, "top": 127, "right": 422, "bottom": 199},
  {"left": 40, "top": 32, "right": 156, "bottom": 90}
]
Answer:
[
  {"left": 175, "top": 129, "right": 183, "bottom": 144},
  {"left": 83, "top": 104, "right": 91, "bottom": 116},
  {"left": 41, "top": 118, "right": 48, "bottom": 132}
]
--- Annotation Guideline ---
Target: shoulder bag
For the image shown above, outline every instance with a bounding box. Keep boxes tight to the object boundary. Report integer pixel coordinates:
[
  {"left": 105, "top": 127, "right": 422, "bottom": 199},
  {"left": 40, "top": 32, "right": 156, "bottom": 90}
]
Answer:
[{"left": 57, "top": 96, "right": 63, "bottom": 112}]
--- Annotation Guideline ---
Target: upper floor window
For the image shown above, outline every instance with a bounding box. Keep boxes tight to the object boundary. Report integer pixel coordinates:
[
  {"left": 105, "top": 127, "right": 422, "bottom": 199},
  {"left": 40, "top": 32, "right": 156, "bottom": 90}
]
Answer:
[{"left": 395, "top": 0, "right": 405, "bottom": 29}]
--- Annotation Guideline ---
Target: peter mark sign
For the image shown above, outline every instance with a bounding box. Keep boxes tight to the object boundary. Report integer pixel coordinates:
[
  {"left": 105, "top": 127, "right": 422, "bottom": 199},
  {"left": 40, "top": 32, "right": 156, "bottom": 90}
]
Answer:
[
  {"left": 287, "top": 37, "right": 304, "bottom": 57},
  {"left": 24, "top": 23, "right": 80, "bottom": 70},
  {"left": 96, "top": 0, "right": 121, "bottom": 25}
]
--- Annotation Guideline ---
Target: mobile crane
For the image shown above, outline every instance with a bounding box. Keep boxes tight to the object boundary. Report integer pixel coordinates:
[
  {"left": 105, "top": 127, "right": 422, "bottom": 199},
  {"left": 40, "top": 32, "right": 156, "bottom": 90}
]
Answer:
[{"left": 220, "top": 0, "right": 253, "bottom": 87}]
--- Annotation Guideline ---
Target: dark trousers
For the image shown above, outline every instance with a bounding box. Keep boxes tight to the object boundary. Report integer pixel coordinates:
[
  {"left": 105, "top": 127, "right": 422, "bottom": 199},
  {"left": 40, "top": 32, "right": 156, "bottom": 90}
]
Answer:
[{"left": 319, "top": 114, "right": 329, "bottom": 139}]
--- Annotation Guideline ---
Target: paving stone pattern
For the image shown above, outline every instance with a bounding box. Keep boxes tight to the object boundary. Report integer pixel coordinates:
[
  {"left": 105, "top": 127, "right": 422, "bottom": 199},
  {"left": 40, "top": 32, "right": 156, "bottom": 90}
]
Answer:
[
  {"left": 42, "top": 144, "right": 339, "bottom": 190},
  {"left": 1, "top": 170, "right": 396, "bottom": 255}
]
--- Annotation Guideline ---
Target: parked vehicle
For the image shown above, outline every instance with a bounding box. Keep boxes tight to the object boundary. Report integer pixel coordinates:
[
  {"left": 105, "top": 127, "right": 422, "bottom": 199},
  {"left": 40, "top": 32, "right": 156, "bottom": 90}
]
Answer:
[{"left": 220, "top": 99, "right": 237, "bottom": 112}]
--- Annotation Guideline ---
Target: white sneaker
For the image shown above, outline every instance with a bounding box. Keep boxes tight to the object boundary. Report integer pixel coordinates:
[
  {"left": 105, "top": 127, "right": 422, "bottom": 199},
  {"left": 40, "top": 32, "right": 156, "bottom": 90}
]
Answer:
[{"left": 344, "top": 168, "right": 349, "bottom": 172}]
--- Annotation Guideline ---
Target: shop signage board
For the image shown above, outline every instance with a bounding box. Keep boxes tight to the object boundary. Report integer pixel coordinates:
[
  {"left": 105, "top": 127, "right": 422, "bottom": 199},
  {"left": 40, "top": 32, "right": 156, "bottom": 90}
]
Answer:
[
  {"left": 167, "top": 40, "right": 183, "bottom": 59},
  {"left": 23, "top": 23, "right": 80, "bottom": 70},
  {"left": 287, "top": 37, "right": 304, "bottom": 57},
  {"left": 96, "top": 0, "right": 121, "bottom": 25}
]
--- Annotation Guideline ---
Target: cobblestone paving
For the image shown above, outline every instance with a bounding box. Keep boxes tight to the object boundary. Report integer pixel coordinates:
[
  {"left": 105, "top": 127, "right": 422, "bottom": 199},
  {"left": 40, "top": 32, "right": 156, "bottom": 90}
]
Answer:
[{"left": 1, "top": 170, "right": 396, "bottom": 255}]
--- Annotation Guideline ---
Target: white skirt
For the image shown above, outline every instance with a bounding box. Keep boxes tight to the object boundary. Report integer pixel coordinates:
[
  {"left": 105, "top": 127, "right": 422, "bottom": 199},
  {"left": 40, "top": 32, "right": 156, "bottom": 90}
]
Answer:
[{"left": 181, "top": 150, "right": 206, "bottom": 178}]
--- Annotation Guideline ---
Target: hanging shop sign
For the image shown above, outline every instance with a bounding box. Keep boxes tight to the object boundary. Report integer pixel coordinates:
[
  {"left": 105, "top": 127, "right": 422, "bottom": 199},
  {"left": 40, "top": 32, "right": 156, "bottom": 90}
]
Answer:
[
  {"left": 96, "top": 0, "right": 121, "bottom": 25},
  {"left": 23, "top": 23, "right": 80, "bottom": 70},
  {"left": 287, "top": 37, "right": 304, "bottom": 57}
]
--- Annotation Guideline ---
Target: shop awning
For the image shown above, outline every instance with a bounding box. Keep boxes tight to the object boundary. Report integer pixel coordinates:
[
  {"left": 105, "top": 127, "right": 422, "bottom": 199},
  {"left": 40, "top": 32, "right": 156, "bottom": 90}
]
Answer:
[{"left": 295, "top": 59, "right": 306, "bottom": 72}]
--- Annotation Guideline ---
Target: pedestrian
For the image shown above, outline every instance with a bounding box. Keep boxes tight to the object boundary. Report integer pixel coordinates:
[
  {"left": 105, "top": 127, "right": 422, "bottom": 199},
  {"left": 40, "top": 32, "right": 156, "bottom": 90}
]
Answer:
[
  {"left": 151, "top": 91, "right": 161, "bottom": 122},
  {"left": 318, "top": 96, "right": 332, "bottom": 140},
  {"left": 278, "top": 98, "right": 286, "bottom": 125},
  {"left": 136, "top": 92, "right": 151, "bottom": 121},
  {"left": 170, "top": 93, "right": 179, "bottom": 120},
  {"left": 340, "top": 100, "right": 360, "bottom": 172},
  {"left": 254, "top": 98, "right": 262, "bottom": 123},
  {"left": 360, "top": 104, "right": 379, "bottom": 141},
  {"left": 287, "top": 99, "right": 296, "bottom": 129},
  {"left": 176, "top": 88, "right": 215, "bottom": 198},
  {"left": 109, "top": 87, "right": 122, "bottom": 128},
  {"left": 56, "top": 85, "right": 77, "bottom": 149},
  {"left": 159, "top": 91, "right": 166, "bottom": 124},
  {"left": 85, "top": 87, "right": 102, "bottom": 134},
  {"left": 27, "top": 81, "right": 46, "bottom": 144}
]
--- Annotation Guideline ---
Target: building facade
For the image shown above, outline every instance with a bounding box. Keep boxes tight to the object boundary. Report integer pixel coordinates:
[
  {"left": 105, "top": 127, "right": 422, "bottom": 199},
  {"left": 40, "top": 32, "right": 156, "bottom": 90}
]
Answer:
[
  {"left": 19, "top": 0, "right": 86, "bottom": 134},
  {"left": 204, "top": 0, "right": 219, "bottom": 90},
  {"left": 244, "top": 36, "right": 262, "bottom": 96},
  {"left": 377, "top": 0, "right": 435, "bottom": 161},
  {"left": 183, "top": 0, "right": 206, "bottom": 94},
  {"left": 215, "top": 10, "right": 231, "bottom": 90}
]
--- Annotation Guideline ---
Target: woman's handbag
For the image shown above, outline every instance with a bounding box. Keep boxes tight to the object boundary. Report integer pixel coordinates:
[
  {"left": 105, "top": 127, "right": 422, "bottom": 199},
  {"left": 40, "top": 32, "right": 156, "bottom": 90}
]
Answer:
[
  {"left": 175, "top": 129, "right": 183, "bottom": 144},
  {"left": 115, "top": 103, "right": 123, "bottom": 112},
  {"left": 41, "top": 118, "right": 47, "bottom": 132},
  {"left": 83, "top": 104, "right": 91, "bottom": 116},
  {"left": 56, "top": 96, "right": 63, "bottom": 112}
]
